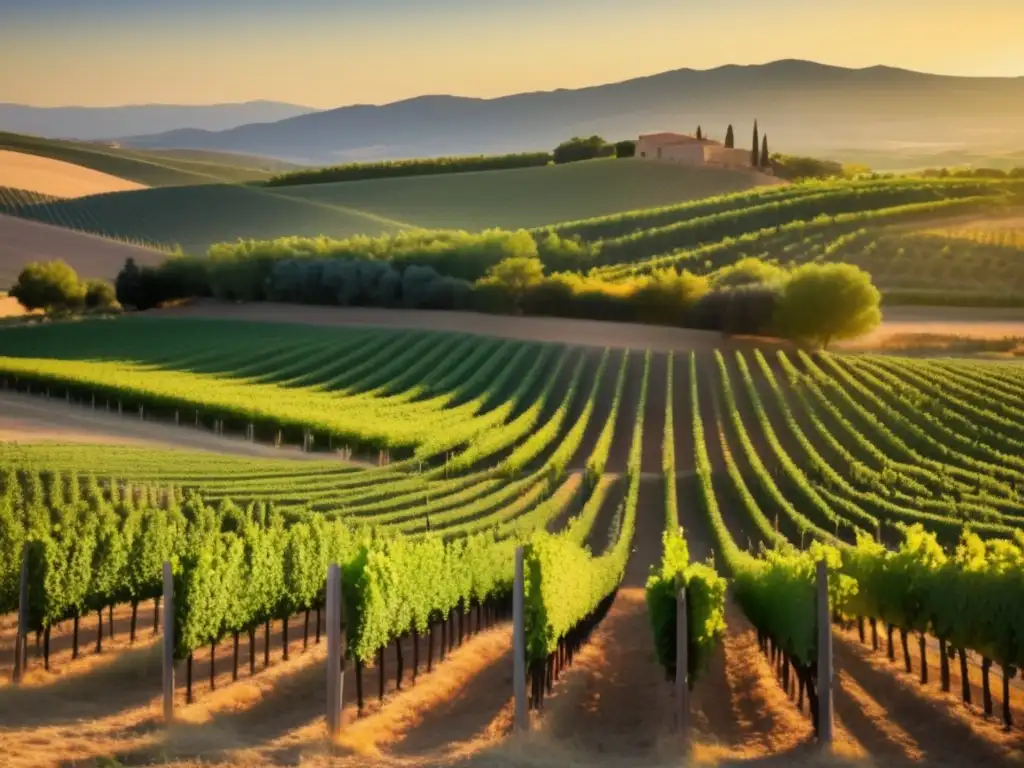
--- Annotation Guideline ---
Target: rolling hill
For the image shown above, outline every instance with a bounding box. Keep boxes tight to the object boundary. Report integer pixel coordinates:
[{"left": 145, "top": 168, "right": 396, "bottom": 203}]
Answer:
[
  {"left": 118, "top": 60, "right": 1024, "bottom": 164},
  {"left": 0, "top": 150, "right": 146, "bottom": 198},
  {"left": 0, "top": 213, "right": 166, "bottom": 290},
  {"left": 0, "top": 159, "right": 779, "bottom": 254},
  {"left": 0, "top": 100, "right": 316, "bottom": 141},
  {"left": 0, "top": 132, "right": 304, "bottom": 187}
]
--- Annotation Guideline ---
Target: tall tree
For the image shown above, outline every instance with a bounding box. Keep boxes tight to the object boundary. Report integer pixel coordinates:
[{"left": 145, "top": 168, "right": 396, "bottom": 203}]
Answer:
[
  {"left": 724, "top": 124, "right": 735, "bottom": 149},
  {"left": 761, "top": 134, "right": 770, "bottom": 168},
  {"left": 751, "top": 120, "right": 760, "bottom": 167},
  {"left": 696, "top": 125, "right": 703, "bottom": 141}
]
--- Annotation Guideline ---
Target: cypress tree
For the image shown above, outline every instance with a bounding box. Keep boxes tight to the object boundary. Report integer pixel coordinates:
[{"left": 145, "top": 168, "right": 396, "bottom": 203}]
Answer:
[
  {"left": 725, "top": 124, "right": 735, "bottom": 149},
  {"left": 761, "top": 134, "right": 770, "bottom": 168},
  {"left": 696, "top": 125, "right": 703, "bottom": 141},
  {"left": 751, "top": 120, "right": 760, "bottom": 167}
]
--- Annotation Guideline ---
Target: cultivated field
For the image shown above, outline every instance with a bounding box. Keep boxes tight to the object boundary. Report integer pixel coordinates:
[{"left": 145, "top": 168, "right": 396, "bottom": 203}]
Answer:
[
  {"left": 0, "top": 160, "right": 782, "bottom": 254},
  {"left": 0, "top": 131, "right": 301, "bottom": 186},
  {"left": 0, "top": 313, "right": 1022, "bottom": 767},
  {"left": 0, "top": 213, "right": 167, "bottom": 289},
  {"left": 0, "top": 150, "right": 147, "bottom": 198},
  {"left": 1, "top": 170, "right": 1021, "bottom": 310}
]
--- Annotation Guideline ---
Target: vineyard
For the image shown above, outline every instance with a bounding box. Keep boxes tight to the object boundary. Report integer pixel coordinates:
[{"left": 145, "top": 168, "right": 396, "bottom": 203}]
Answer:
[{"left": 1, "top": 316, "right": 1023, "bottom": 766}]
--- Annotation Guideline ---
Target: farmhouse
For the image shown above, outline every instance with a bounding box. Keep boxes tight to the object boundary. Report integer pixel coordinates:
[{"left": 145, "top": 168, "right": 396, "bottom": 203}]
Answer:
[{"left": 635, "top": 132, "right": 753, "bottom": 169}]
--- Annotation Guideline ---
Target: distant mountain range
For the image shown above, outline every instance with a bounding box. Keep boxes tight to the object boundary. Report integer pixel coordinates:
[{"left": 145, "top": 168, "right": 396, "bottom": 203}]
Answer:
[
  {"left": 0, "top": 101, "right": 317, "bottom": 141},
  {"left": 8, "top": 61, "right": 1024, "bottom": 165}
]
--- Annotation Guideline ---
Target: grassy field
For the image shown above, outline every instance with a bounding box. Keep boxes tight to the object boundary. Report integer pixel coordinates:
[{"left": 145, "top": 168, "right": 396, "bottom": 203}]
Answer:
[
  {"left": 0, "top": 160, "right": 779, "bottom": 254},
  {"left": 0, "top": 314, "right": 1022, "bottom": 766},
  {"left": 273, "top": 159, "right": 781, "bottom": 231},
  {"left": 0, "top": 131, "right": 302, "bottom": 187}
]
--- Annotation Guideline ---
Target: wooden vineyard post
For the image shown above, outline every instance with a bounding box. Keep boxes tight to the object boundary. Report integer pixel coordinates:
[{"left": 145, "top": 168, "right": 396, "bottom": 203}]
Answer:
[
  {"left": 513, "top": 546, "right": 528, "bottom": 732},
  {"left": 162, "top": 562, "right": 175, "bottom": 723},
  {"left": 12, "top": 543, "right": 28, "bottom": 684},
  {"left": 675, "top": 579, "right": 688, "bottom": 739},
  {"left": 325, "top": 564, "right": 342, "bottom": 738},
  {"left": 816, "top": 560, "right": 834, "bottom": 747}
]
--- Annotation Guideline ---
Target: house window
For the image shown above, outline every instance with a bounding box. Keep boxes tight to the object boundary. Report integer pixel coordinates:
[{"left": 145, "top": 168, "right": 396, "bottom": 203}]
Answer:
[{"left": 640, "top": 151, "right": 646, "bottom": 157}]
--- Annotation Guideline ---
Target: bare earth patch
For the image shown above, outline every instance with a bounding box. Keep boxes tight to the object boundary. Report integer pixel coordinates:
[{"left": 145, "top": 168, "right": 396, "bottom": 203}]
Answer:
[
  {"left": 0, "top": 149, "right": 146, "bottom": 198},
  {"left": 838, "top": 305, "right": 1024, "bottom": 351},
  {"left": 0, "top": 295, "right": 28, "bottom": 318}
]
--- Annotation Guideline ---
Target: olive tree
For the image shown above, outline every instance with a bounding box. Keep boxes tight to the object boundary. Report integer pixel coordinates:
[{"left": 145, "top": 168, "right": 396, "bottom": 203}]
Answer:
[{"left": 773, "top": 263, "right": 881, "bottom": 349}]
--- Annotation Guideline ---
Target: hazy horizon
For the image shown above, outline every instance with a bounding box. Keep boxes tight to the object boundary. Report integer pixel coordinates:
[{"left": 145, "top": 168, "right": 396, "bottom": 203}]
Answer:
[{"left": 2, "top": 0, "right": 1022, "bottom": 109}]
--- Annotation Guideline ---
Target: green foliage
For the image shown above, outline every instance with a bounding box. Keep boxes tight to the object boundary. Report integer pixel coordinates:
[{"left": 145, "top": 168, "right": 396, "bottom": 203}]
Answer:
[
  {"left": 774, "top": 262, "right": 882, "bottom": 348},
  {"left": 770, "top": 154, "right": 847, "bottom": 181},
  {"left": 9, "top": 260, "right": 86, "bottom": 314},
  {"left": 553, "top": 136, "right": 615, "bottom": 165},
  {"left": 265, "top": 152, "right": 553, "bottom": 187},
  {"left": 477, "top": 256, "right": 545, "bottom": 313},
  {"left": 614, "top": 140, "right": 637, "bottom": 159},
  {"left": 646, "top": 352, "right": 727, "bottom": 683},
  {"left": 84, "top": 279, "right": 121, "bottom": 312},
  {"left": 522, "top": 350, "right": 651, "bottom": 661}
]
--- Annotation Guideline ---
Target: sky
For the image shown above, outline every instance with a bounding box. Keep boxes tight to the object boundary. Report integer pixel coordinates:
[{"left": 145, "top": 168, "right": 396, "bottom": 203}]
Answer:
[{"left": 2, "top": 0, "right": 1023, "bottom": 108}]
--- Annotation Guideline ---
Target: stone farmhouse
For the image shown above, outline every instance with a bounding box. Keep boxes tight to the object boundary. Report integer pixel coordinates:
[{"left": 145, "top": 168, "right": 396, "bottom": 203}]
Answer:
[{"left": 635, "top": 132, "right": 754, "bottom": 169}]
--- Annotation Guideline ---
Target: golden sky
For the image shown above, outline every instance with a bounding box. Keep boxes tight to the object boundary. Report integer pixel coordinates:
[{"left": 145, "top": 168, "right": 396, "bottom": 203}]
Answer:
[{"left": 2, "top": 0, "right": 1022, "bottom": 107}]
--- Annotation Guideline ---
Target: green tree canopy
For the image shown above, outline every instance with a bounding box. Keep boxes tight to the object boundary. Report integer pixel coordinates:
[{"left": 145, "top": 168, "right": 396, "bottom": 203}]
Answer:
[
  {"left": 479, "top": 256, "right": 545, "bottom": 313},
  {"left": 773, "top": 263, "right": 882, "bottom": 349},
  {"left": 710, "top": 257, "right": 787, "bottom": 290},
  {"left": 9, "top": 260, "right": 85, "bottom": 313},
  {"left": 553, "top": 135, "right": 614, "bottom": 164}
]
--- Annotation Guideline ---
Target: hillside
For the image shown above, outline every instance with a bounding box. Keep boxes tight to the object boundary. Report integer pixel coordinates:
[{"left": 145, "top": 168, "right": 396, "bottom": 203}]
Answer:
[
  {"left": 1, "top": 314, "right": 1022, "bottom": 766},
  {"left": 0, "top": 100, "right": 316, "bottom": 141},
  {"left": 0, "top": 159, "right": 777, "bottom": 254},
  {"left": 0, "top": 150, "right": 146, "bottom": 198},
  {"left": 0, "top": 213, "right": 166, "bottom": 289},
  {"left": 0, "top": 131, "right": 303, "bottom": 187},
  {"left": 118, "top": 60, "right": 1024, "bottom": 164}
]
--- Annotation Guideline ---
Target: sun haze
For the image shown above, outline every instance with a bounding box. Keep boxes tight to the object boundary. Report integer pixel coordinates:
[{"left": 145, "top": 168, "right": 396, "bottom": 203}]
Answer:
[{"left": 1, "top": 0, "right": 1022, "bottom": 108}]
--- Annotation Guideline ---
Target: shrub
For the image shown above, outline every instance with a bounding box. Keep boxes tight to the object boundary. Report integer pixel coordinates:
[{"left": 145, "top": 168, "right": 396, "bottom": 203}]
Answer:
[
  {"left": 769, "top": 154, "right": 846, "bottom": 181},
  {"left": 84, "top": 279, "right": 120, "bottom": 312},
  {"left": 264, "top": 152, "right": 553, "bottom": 187},
  {"left": 553, "top": 136, "right": 615, "bottom": 165},
  {"left": 710, "top": 257, "right": 787, "bottom": 290},
  {"left": 773, "top": 262, "right": 881, "bottom": 348},
  {"left": 691, "top": 283, "right": 781, "bottom": 335},
  {"left": 477, "top": 256, "right": 545, "bottom": 314},
  {"left": 10, "top": 260, "right": 85, "bottom": 314},
  {"left": 614, "top": 140, "right": 637, "bottom": 159}
]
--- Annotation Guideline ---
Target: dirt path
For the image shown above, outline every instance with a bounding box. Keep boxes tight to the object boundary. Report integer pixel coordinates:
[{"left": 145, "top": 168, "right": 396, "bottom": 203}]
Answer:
[
  {"left": 0, "top": 391, "right": 338, "bottom": 460},
  {"left": 538, "top": 479, "right": 671, "bottom": 759}
]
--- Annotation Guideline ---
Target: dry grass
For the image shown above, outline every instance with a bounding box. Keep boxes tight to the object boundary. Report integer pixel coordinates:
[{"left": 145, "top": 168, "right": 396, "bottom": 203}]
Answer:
[{"left": 0, "top": 149, "right": 146, "bottom": 198}]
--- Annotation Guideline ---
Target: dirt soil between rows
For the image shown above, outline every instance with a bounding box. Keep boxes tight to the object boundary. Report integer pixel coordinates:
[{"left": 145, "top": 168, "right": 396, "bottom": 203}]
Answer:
[{"left": 0, "top": 392, "right": 332, "bottom": 460}]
